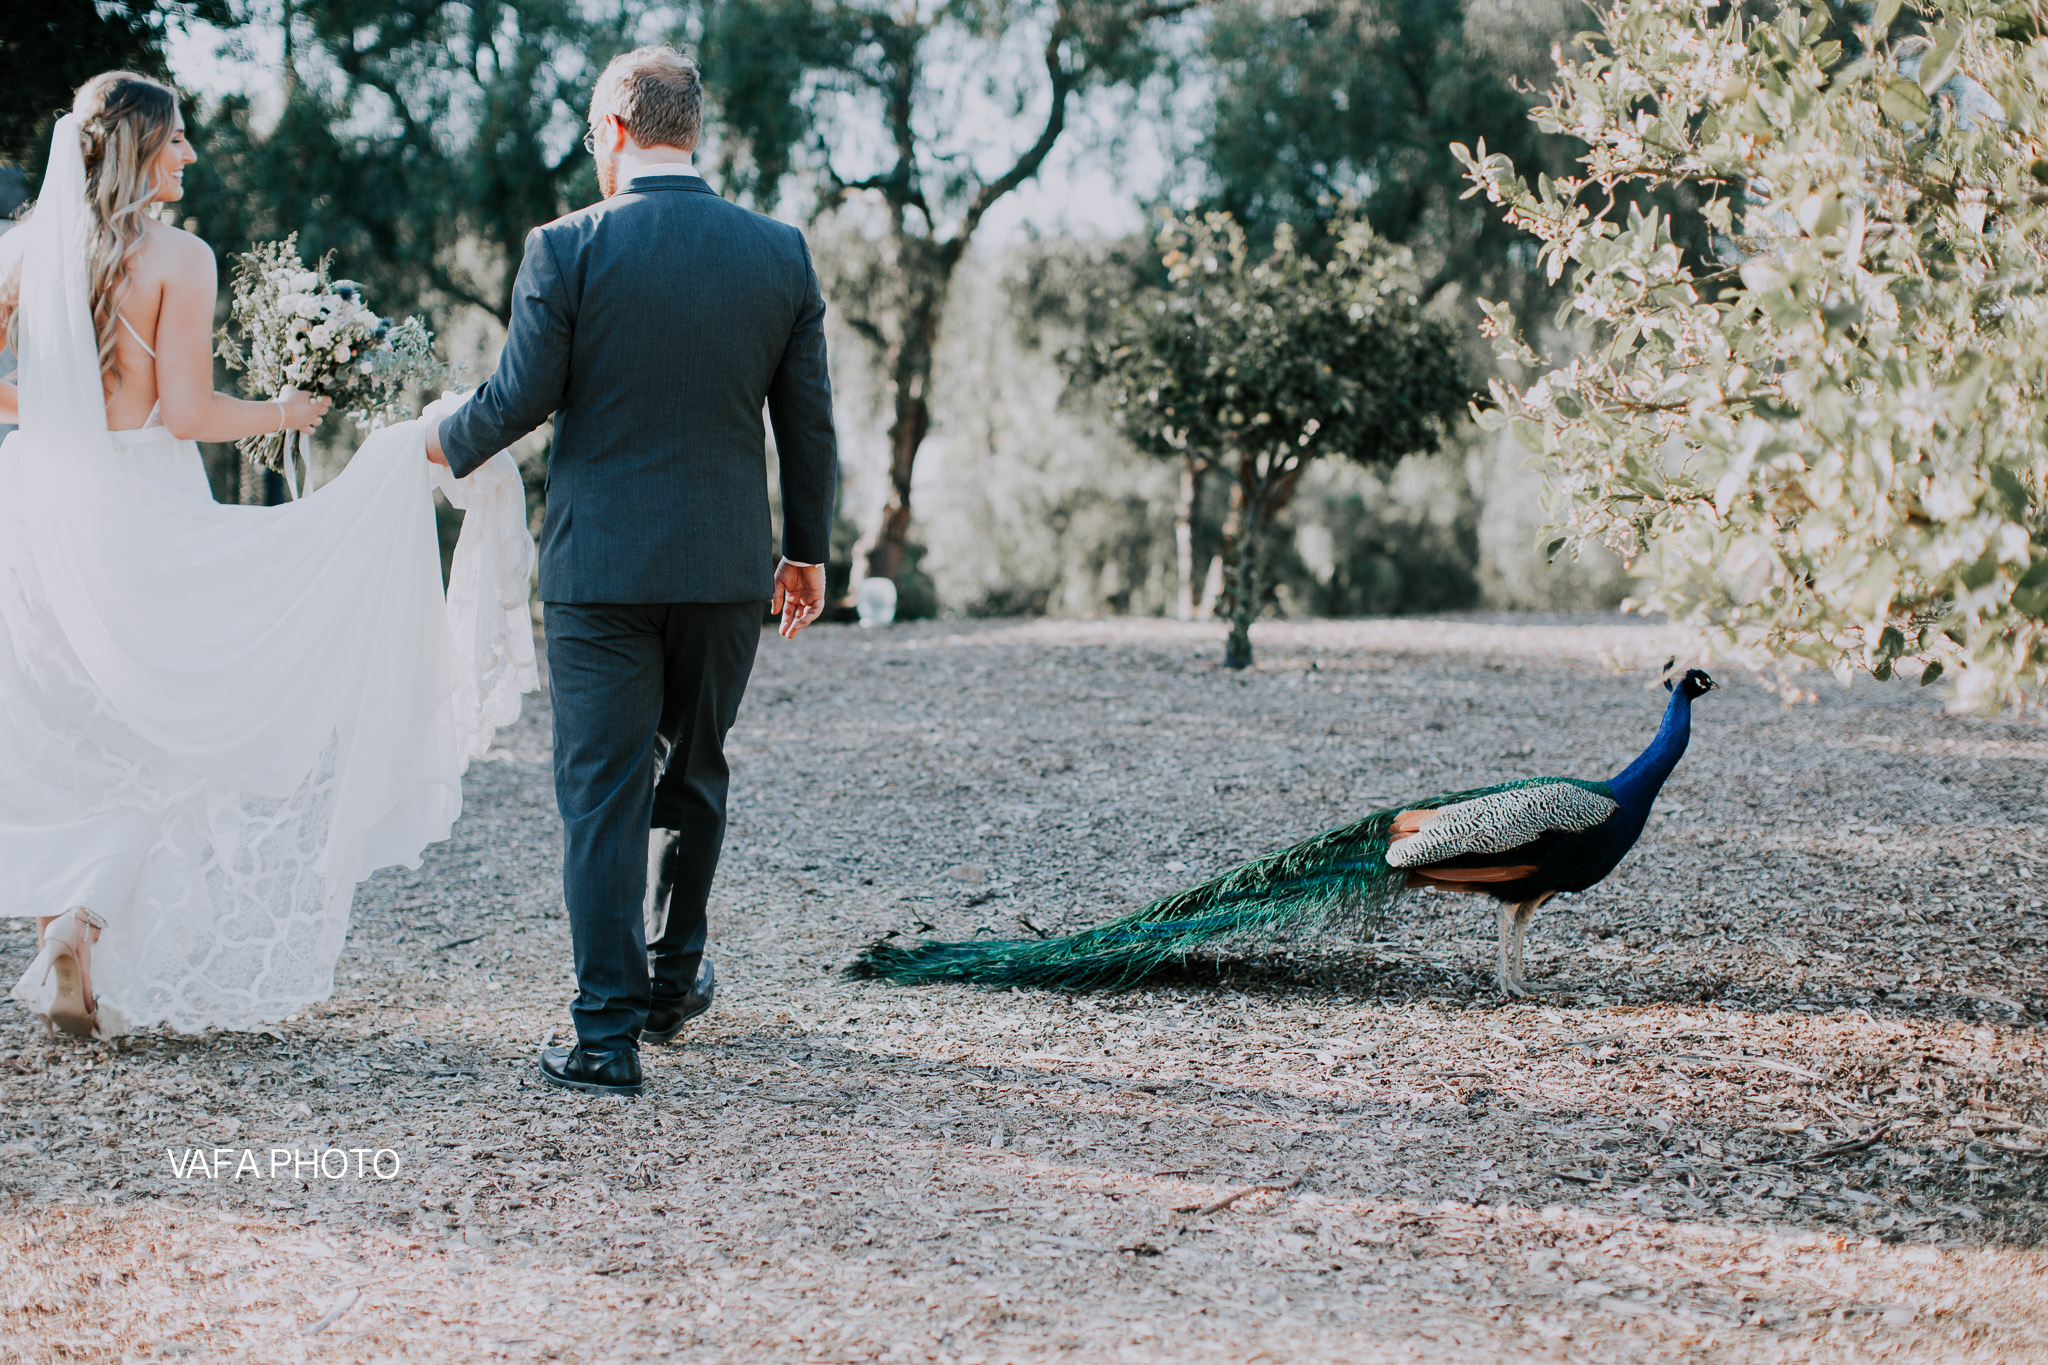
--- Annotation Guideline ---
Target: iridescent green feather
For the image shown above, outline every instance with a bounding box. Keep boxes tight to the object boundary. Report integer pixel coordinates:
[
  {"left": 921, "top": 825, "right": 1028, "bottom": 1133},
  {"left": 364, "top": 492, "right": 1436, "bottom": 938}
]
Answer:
[{"left": 849, "top": 777, "right": 1601, "bottom": 990}]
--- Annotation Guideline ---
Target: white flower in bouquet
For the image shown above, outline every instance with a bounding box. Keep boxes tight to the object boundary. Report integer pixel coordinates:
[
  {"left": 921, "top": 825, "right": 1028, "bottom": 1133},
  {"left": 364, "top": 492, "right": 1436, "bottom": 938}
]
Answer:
[{"left": 216, "top": 234, "right": 456, "bottom": 478}]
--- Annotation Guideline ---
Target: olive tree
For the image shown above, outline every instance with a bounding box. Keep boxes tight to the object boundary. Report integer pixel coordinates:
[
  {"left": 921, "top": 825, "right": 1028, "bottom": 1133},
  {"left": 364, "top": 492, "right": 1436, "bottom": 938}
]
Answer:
[
  {"left": 1458, "top": 0, "right": 2048, "bottom": 709},
  {"left": 1070, "top": 211, "right": 1468, "bottom": 668}
]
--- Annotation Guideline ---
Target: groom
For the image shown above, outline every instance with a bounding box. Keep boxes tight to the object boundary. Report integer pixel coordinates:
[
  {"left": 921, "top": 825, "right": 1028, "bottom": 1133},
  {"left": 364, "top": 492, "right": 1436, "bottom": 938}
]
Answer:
[{"left": 427, "top": 46, "right": 837, "bottom": 1097}]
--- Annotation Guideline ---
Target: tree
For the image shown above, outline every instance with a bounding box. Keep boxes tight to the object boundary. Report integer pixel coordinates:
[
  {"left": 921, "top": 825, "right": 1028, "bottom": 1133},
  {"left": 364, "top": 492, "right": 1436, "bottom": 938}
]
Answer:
[
  {"left": 1, "top": 0, "right": 230, "bottom": 177},
  {"left": 189, "top": 0, "right": 642, "bottom": 324},
  {"left": 1459, "top": 0, "right": 2048, "bottom": 710},
  {"left": 700, "top": 0, "right": 1196, "bottom": 585},
  {"left": 1196, "top": 0, "right": 1579, "bottom": 311},
  {"left": 1070, "top": 210, "right": 1468, "bottom": 667}
]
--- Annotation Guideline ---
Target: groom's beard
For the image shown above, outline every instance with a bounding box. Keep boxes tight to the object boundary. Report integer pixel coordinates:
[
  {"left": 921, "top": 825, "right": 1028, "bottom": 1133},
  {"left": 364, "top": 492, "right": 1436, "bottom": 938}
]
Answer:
[{"left": 597, "top": 156, "right": 617, "bottom": 199}]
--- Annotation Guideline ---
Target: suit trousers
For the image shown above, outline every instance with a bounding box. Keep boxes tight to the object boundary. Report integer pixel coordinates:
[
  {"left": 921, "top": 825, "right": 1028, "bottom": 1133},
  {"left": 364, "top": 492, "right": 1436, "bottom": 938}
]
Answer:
[{"left": 543, "top": 601, "right": 764, "bottom": 1051}]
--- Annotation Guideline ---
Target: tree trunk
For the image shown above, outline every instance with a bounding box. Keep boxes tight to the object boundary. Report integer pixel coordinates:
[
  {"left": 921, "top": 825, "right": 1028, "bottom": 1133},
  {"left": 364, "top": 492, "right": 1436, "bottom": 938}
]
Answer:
[
  {"left": 1216, "top": 450, "right": 1306, "bottom": 669},
  {"left": 1222, "top": 532, "right": 1262, "bottom": 669},
  {"left": 281, "top": 0, "right": 299, "bottom": 101},
  {"left": 1175, "top": 457, "right": 1200, "bottom": 622},
  {"left": 1219, "top": 472, "right": 1263, "bottom": 670},
  {"left": 864, "top": 290, "right": 945, "bottom": 585},
  {"left": 1197, "top": 554, "right": 1225, "bottom": 617}
]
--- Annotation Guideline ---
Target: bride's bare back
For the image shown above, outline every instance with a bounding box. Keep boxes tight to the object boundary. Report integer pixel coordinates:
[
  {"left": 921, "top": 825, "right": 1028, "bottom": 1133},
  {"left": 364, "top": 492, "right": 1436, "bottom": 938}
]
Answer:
[
  {"left": 102, "top": 219, "right": 205, "bottom": 432},
  {"left": 109, "top": 218, "right": 332, "bottom": 440}
]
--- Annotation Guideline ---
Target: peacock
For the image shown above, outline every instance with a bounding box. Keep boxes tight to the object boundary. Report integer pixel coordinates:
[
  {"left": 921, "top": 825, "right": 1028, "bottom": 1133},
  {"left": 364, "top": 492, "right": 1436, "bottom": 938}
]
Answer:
[{"left": 851, "top": 667, "right": 1719, "bottom": 997}]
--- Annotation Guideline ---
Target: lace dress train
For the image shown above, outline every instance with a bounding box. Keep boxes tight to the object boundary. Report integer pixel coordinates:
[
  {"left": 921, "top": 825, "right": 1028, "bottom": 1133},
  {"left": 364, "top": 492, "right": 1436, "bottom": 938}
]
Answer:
[{"left": 0, "top": 420, "right": 535, "bottom": 1034}]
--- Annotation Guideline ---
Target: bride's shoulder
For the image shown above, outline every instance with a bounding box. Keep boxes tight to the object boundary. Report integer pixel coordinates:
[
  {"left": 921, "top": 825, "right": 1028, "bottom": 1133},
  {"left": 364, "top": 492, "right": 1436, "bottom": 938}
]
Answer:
[{"left": 134, "top": 219, "right": 217, "bottom": 283}]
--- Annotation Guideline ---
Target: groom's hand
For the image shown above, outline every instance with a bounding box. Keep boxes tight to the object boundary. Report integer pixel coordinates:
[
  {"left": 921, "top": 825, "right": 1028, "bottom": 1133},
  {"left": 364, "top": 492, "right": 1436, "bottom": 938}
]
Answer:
[{"left": 772, "top": 560, "right": 825, "bottom": 639}]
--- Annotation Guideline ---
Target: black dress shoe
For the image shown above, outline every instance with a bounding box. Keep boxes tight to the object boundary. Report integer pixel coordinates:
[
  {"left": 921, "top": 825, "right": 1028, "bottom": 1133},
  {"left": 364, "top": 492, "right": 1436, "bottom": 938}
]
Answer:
[
  {"left": 642, "top": 959, "right": 716, "bottom": 1045},
  {"left": 538, "top": 1045, "right": 643, "bottom": 1096}
]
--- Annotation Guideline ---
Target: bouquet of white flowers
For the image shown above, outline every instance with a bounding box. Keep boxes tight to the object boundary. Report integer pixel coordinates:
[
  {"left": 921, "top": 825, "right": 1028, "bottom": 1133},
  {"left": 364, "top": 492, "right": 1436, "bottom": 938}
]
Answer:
[{"left": 215, "top": 235, "right": 451, "bottom": 496}]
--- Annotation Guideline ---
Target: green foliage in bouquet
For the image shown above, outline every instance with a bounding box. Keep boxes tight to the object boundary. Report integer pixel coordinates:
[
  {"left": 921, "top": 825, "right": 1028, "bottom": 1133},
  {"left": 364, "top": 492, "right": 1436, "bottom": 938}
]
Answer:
[
  {"left": 1457, "top": 0, "right": 2048, "bottom": 710},
  {"left": 215, "top": 235, "right": 451, "bottom": 474}
]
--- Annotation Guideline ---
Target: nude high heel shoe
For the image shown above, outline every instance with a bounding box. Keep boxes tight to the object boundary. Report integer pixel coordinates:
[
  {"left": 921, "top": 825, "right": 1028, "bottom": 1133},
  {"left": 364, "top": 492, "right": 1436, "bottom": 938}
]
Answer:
[{"left": 30, "top": 908, "right": 106, "bottom": 1039}]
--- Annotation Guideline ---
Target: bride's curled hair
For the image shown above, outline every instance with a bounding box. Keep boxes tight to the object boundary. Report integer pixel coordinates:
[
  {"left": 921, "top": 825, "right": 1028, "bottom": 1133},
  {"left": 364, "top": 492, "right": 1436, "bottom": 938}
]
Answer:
[{"left": 2, "top": 72, "right": 179, "bottom": 386}]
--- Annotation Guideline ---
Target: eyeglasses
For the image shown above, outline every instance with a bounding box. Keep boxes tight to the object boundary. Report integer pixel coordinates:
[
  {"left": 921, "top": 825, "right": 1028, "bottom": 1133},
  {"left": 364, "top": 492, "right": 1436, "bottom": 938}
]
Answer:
[{"left": 582, "top": 115, "right": 616, "bottom": 155}]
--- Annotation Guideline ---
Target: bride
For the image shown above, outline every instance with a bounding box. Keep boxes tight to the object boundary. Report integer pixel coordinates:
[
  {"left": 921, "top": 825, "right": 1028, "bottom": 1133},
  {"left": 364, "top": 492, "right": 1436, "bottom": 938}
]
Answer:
[{"left": 0, "top": 72, "right": 536, "bottom": 1038}]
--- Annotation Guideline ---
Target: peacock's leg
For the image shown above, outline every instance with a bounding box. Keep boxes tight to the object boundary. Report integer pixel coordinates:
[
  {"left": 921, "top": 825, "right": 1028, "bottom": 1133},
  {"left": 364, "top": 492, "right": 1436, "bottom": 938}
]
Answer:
[
  {"left": 1512, "top": 902, "right": 1536, "bottom": 992},
  {"left": 1495, "top": 900, "right": 1524, "bottom": 997},
  {"left": 1505, "top": 894, "right": 1555, "bottom": 995}
]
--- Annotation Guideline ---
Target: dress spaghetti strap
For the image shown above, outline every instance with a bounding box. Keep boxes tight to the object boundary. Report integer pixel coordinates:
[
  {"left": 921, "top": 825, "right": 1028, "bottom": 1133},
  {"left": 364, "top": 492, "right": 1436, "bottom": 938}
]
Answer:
[
  {"left": 114, "top": 313, "right": 162, "bottom": 428},
  {"left": 116, "top": 313, "right": 157, "bottom": 358}
]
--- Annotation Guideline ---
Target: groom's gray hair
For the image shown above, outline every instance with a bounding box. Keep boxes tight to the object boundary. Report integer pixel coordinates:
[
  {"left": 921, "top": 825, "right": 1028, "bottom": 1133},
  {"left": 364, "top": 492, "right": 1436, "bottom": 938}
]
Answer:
[{"left": 591, "top": 46, "right": 703, "bottom": 153}]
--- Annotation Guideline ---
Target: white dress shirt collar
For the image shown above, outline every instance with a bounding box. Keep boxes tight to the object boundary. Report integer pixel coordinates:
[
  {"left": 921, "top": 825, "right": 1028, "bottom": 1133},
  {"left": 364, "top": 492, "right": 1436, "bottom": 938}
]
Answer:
[{"left": 627, "top": 159, "right": 698, "bottom": 184}]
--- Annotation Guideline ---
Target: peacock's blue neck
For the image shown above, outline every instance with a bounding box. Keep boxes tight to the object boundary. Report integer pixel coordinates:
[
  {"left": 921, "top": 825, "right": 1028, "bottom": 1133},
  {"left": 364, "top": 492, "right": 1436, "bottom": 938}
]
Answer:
[{"left": 1607, "top": 687, "right": 1693, "bottom": 825}]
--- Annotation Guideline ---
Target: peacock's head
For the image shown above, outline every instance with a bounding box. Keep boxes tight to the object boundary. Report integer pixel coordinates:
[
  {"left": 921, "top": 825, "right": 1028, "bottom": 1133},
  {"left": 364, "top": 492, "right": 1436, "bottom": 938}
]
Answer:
[{"left": 1663, "top": 665, "right": 1719, "bottom": 700}]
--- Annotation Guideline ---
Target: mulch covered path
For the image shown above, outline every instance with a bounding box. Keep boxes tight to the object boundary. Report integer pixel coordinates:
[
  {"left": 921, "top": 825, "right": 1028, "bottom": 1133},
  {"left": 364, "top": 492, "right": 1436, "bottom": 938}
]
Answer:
[{"left": 3, "top": 615, "right": 2046, "bottom": 1364}]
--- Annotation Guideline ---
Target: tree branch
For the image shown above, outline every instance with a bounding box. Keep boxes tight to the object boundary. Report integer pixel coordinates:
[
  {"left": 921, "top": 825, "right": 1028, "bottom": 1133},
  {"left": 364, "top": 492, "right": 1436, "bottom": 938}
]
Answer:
[
  {"left": 817, "top": 155, "right": 932, "bottom": 231},
  {"left": 945, "top": 6, "right": 1079, "bottom": 263},
  {"left": 329, "top": 44, "right": 446, "bottom": 163},
  {"left": 427, "top": 262, "right": 503, "bottom": 321},
  {"left": 883, "top": 16, "right": 928, "bottom": 233},
  {"left": 844, "top": 313, "right": 891, "bottom": 354},
  {"left": 1583, "top": 162, "right": 1739, "bottom": 191}
]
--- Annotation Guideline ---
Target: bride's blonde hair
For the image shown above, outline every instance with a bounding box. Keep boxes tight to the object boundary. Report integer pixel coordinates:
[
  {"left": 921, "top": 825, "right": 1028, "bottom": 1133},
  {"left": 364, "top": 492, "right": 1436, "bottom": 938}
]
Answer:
[{"left": 1, "top": 72, "right": 179, "bottom": 386}]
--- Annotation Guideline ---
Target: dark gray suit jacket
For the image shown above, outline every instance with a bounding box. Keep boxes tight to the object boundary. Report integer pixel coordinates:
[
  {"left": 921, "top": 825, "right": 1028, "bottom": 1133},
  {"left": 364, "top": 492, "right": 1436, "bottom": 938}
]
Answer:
[{"left": 439, "top": 175, "right": 838, "bottom": 604}]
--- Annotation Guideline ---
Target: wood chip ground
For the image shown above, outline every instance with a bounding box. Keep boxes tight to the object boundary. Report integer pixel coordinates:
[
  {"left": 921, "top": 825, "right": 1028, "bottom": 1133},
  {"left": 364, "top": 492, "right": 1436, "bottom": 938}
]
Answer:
[{"left": 4, "top": 616, "right": 2046, "bottom": 1363}]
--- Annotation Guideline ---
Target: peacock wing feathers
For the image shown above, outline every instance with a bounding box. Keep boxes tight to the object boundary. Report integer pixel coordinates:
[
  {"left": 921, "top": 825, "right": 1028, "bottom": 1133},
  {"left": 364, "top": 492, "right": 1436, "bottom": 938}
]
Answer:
[
  {"left": 849, "top": 777, "right": 1605, "bottom": 991},
  {"left": 1384, "top": 780, "right": 1618, "bottom": 869}
]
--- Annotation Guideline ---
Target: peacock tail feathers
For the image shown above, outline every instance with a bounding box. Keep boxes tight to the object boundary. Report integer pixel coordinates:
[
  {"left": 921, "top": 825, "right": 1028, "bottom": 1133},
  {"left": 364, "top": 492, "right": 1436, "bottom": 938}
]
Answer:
[{"left": 849, "top": 776, "right": 1604, "bottom": 991}]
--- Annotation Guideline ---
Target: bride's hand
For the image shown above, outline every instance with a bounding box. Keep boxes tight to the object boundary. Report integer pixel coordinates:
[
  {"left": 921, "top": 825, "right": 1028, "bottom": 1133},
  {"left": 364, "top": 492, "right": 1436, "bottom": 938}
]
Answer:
[{"left": 277, "top": 387, "right": 332, "bottom": 434}]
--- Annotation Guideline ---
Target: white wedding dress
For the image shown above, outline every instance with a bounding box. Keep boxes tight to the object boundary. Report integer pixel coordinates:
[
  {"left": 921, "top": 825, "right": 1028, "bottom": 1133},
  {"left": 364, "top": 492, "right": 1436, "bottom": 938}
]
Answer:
[{"left": 1, "top": 115, "right": 537, "bottom": 1035}]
